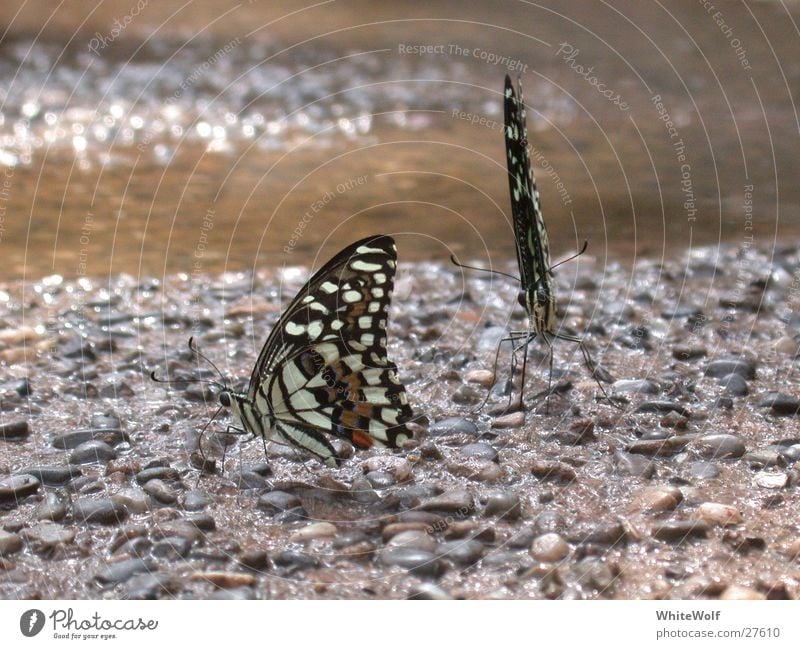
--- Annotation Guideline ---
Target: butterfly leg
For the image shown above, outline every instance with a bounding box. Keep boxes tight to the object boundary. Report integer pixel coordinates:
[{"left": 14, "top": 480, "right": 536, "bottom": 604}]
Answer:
[
  {"left": 552, "top": 331, "right": 617, "bottom": 407},
  {"left": 507, "top": 331, "right": 535, "bottom": 413},
  {"left": 474, "top": 331, "right": 527, "bottom": 412}
]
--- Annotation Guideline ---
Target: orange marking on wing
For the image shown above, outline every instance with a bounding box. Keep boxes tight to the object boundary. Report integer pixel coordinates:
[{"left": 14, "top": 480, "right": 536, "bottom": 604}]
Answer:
[{"left": 351, "top": 430, "right": 374, "bottom": 449}]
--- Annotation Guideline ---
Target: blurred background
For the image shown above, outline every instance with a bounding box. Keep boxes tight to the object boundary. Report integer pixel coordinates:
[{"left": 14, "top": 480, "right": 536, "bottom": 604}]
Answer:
[{"left": 0, "top": 0, "right": 798, "bottom": 280}]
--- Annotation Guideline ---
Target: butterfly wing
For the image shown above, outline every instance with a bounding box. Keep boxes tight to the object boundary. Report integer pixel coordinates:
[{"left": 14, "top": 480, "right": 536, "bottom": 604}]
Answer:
[
  {"left": 504, "top": 74, "right": 552, "bottom": 299},
  {"left": 248, "top": 235, "right": 413, "bottom": 465}
]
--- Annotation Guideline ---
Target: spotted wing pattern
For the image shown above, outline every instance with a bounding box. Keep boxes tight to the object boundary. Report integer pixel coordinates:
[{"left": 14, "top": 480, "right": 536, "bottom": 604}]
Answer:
[
  {"left": 504, "top": 74, "right": 555, "bottom": 334},
  {"left": 241, "top": 235, "right": 413, "bottom": 466}
]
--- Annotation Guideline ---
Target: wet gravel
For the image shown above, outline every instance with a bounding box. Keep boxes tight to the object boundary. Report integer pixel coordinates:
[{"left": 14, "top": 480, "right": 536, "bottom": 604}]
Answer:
[{"left": 1, "top": 242, "right": 800, "bottom": 599}]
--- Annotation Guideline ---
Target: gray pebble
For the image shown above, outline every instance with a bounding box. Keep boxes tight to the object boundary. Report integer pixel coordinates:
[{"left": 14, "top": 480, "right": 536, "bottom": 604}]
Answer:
[
  {"left": 257, "top": 490, "right": 301, "bottom": 513},
  {"left": 152, "top": 536, "right": 192, "bottom": 560},
  {"left": 483, "top": 491, "right": 522, "bottom": 520},
  {"left": 530, "top": 533, "right": 569, "bottom": 562},
  {"left": 72, "top": 497, "right": 129, "bottom": 525},
  {"left": 21, "top": 522, "right": 76, "bottom": 553},
  {"left": 635, "top": 401, "right": 691, "bottom": 417},
  {"left": 436, "top": 539, "right": 485, "bottom": 565},
  {"left": 683, "top": 461, "right": 721, "bottom": 481},
  {"left": 143, "top": 479, "right": 179, "bottom": 504},
  {"left": 16, "top": 465, "right": 82, "bottom": 486},
  {"left": 0, "top": 474, "right": 40, "bottom": 503},
  {"left": 379, "top": 547, "right": 443, "bottom": 578},
  {"left": 113, "top": 537, "right": 151, "bottom": 558},
  {"left": 705, "top": 358, "right": 756, "bottom": 380},
  {"left": 460, "top": 442, "right": 499, "bottom": 462},
  {"left": 69, "top": 440, "right": 117, "bottom": 465},
  {"left": 386, "top": 530, "right": 437, "bottom": 552},
  {"left": 419, "top": 489, "right": 474, "bottom": 515},
  {"left": 230, "top": 470, "right": 269, "bottom": 490},
  {"left": 532, "top": 511, "right": 566, "bottom": 536},
  {"left": 333, "top": 530, "right": 370, "bottom": 549},
  {"left": 759, "top": 392, "right": 800, "bottom": 416},
  {"left": 0, "top": 420, "right": 30, "bottom": 440},
  {"left": 274, "top": 508, "right": 309, "bottom": 524},
  {"left": 614, "top": 451, "right": 655, "bottom": 478},
  {"left": 135, "top": 467, "right": 180, "bottom": 484},
  {"left": 365, "top": 471, "right": 396, "bottom": 489},
  {"left": 613, "top": 379, "right": 660, "bottom": 395},
  {"left": 35, "top": 491, "right": 69, "bottom": 521},
  {"left": 125, "top": 572, "right": 176, "bottom": 599},
  {"left": 720, "top": 373, "right": 749, "bottom": 397},
  {"left": 428, "top": 417, "right": 479, "bottom": 437},
  {"left": 183, "top": 513, "right": 216, "bottom": 532},
  {"left": 408, "top": 583, "right": 454, "bottom": 600},
  {"left": 743, "top": 450, "right": 786, "bottom": 469},
  {"left": 91, "top": 413, "right": 121, "bottom": 430},
  {"left": 182, "top": 490, "right": 210, "bottom": 511},
  {"left": 273, "top": 550, "right": 318, "bottom": 572},
  {"left": 95, "top": 558, "right": 153, "bottom": 585},
  {"left": 0, "top": 530, "right": 23, "bottom": 556},
  {"left": 626, "top": 435, "right": 693, "bottom": 456},
  {"left": 569, "top": 520, "right": 627, "bottom": 546},
  {"left": 507, "top": 527, "right": 536, "bottom": 549},
  {"left": 692, "top": 434, "right": 746, "bottom": 459},
  {"left": 52, "top": 428, "right": 127, "bottom": 449},
  {"left": 651, "top": 519, "right": 710, "bottom": 542}
]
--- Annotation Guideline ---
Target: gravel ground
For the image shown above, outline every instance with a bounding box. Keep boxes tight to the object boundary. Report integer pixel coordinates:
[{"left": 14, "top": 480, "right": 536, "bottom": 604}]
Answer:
[{"left": 1, "top": 242, "right": 800, "bottom": 600}]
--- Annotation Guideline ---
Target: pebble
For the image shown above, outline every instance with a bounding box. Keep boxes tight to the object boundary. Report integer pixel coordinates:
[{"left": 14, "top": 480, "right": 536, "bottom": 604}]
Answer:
[
  {"left": 614, "top": 451, "right": 655, "bottom": 478},
  {"left": 672, "top": 345, "right": 707, "bottom": 360},
  {"left": 125, "top": 572, "right": 176, "bottom": 599},
  {"left": 0, "top": 420, "right": 30, "bottom": 440},
  {"left": 460, "top": 442, "right": 499, "bottom": 462},
  {"left": 69, "top": 440, "right": 117, "bottom": 464},
  {"left": 531, "top": 460, "right": 576, "bottom": 483},
  {"left": 258, "top": 490, "right": 302, "bottom": 513},
  {"left": 35, "top": 491, "right": 69, "bottom": 521},
  {"left": 633, "top": 486, "right": 683, "bottom": 512},
  {"left": 695, "top": 502, "right": 742, "bottom": 526},
  {"left": 743, "top": 450, "right": 786, "bottom": 469},
  {"left": 289, "top": 522, "right": 337, "bottom": 542},
  {"left": 691, "top": 434, "right": 746, "bottom": 459},
  {"left": 613, "top": 379, "right": 660, "bottom": 395},
  {"left": 532, "top": 511, "right": 566, "bottom": 535},
  {"left": 72, "top": 497, "right": 129, "bottom": 524},
  {"left": 705, "top": 358, "right": 756, "bottom": 380},
  {"left": 239, "top": 547, "right": 269, "bottom": 570},
  {"left": 16, "top": 465, "right": 82, "bottom": 486},
  {"left": 184, "top": 513, "right": 216, "bottom": 532},
  {"left": 52, "top": 428, "right": 127, "bottom": 450},
  {"left": 651, "top": 520, "right": 710, "bottom": 542},
  {"left": 436, "top": 539, "right": 485, "bottom": 565},
  {"left": 152, "top": 536, "right": 193, "bottom": 560},
  {"left": 492, "top": 411, "right": 525, "bottom": 429},
  {"left": 419, "top": 489, "right": 474, "bottom": 515},
  {"left": 0, "top": 474, "right": 40, "bottom": 503},
  {"left": 774, "top": 336, "right": 799, "bottom": 355},
  {"left": 0, "top": 530, "right": 23, "bottom": 556},
  {"left": 379, "top": 547, "right": 442, "bottom": 578},
  {"left": 483, "top": 491, "right": 522, "bottom": 520},
  {"left": 182, "top": 490, "right": 210, "bottom": 511},
  {"left": 530, "top": 533, "right": 569, "bottom": 562},
  {"left": 719, "top": 585, "right": 766, "bottom": 600},
  {"left": 365, "top": 471, "right": 396, "bottom": 489},
  {"left": 386, "top": 530, "right": 437, "bottom": 552},
  {"left": 113, "top": 488, "right": 150, "bottom": 513},
  {"left": 465, "top": 369, "right": 495, "bottom": 386},
  {"left": 95, "top": 558, "right": 153, "bottom": 585},
  {"left": 570, "top": 521, "right": 628, "bottom": 547},
  {"left": 759, "top": 393, "right": 800, "bottom": 416},
  {"left": 635, "top": 401, "right": 691, "bottom": 417},
  {"left": 21, "top": 522, "right": 77, "bottom": 553},
  {"left": 720, "top": 373, "right": 749, "bottom": 397},
  {"left": 135, "top": 467, "right": 180, "bottom": 484},
  {"left": 753, "top": 471, "right": 788, "bottom": 489},
  {"left": 452, "top": 385, "right": 482, "bottom": 405},
  {"left": 683, "top": 461, "right": 721, "bottom": 481},
  {"left": 408, "top": 583, "right": 454, "bottom": 600},
  {"left": 427, "top": 417, "right": 479, "bottom": 436},
  {"left": 143, "top": 479, "right": 179, "bottom": 504},
  {"left": 626, "top": 435, "right": 693, "bottom": 456},
  {"left": 444, "top": 521, "right": 495, "bottom": 542},
  {"left": 272, "top": 550, "right": 319, "bottom": 572}
]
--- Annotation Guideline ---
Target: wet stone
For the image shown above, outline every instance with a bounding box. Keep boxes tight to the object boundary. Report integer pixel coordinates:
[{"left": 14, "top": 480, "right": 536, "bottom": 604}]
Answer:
[
  {"left": 460, "top": 442, "right": 499, "bottom": 462},
  {"left": 635, "top": 401, "right": 691, "bottom": 417},
  {"left": 570, "top": 521, "right": 627, "bottom": 547},
  {"left": 52, "top": 428, "right": 127, "bottom": 450},
  {"left": 91, "top": 413, "right": 121, "bottom": 430},
  {"left": 408, "top": 583, "right": 454, "bottom": 600},
  {"left": 436, "top": 539, "right": 485, "bottom": 565},
  {"left": 759, "top": 393, "right": 800, "bottom": 416},
  {"left": 152, "top": 536, "right": 192, "bottom": 560},
  {"left": 230, "top": 470, "right": 269, "bottom": 490},
  {"left": 143, "top": 479, "right": 179, "bottom": 504},
  {"left": 95, "top": 558, "right": 153, "bottom": 585},
  {"left": 720, "top": 373, "right": 749, "bottom": 397},
  {"left": 273, "top": 550, "right": 319, "bottom": 572},
  {"left": 705, "top": 359, "right": 756, "bottom": 380},
  {"left": 428, "top": 417, "right": 479, "bottom": 437},
  {"left": 386, "top": 530, "right": 437, "bottom": 552},
  {"left": 0, "top": 474, "right": 40, "bottom": 503},
  {"left": 21, "top": 522, "right": 77, "bottom": 553},
  {"left": 379, "top": 547, "right": 443, "bottom": 578},
  {"left": 125, "top": 572, "right": 177, "bottom": 600},
  {"left": 492, "top": 411, "right": 526, "bottom": 429},
  {"left": 257, "top": 490, "right": 301, "bottom": 514},
  {"left": 532, "top": 511, "right": 566, "bottom": 536},
  {"left": 239, "top": 547, "right": 269, "bottom": 570},
  {"left": 614, "top": 451, "right": 655, "bottom": 478},
  {"left": 651, "top": 520, "right": 710, "bottom": 542},
  {"left": 530, "top": 533, "right": 569, "bottom": 562},
  {"left": 743, "top": 450, "right": 786, "bottom": 469},
  {"left": 273, "top": 507, "right": 309, "bottom": 524},
  {"left": 0, "top": 420, "right": 30, "bottom": 440},
  {"left": 531, "top": 460, "right": 576, "bottom": 484},
  {"left": 419, "top": 489, "right": 474, "bottom": 515},
  {"left": 113, "top": 488, "right": 150, "bottom": 513},
  {"left": 35, "top": 491, "right": 69, "bottom": 521},
  {"left": 672, "top": 345, "right": 707, "bottom": 361},
  {"left": 69, "top": 440, "right": 117, "bottom": 465},
  {"left": 683, "top": 461, "right": 721, "bottom": 481},
  {"left": 483, "top": 491, "right": 522, "bottom": 520},
  {"left": 290, "top": 522, "right": 337, "bottom": 542},
  {"left": 184, "top": 513, "right": 216, "bottom": 532},
  {"left": 365, "top": 471, "right": 396, "bottom": 489},
  {"left": 754, "top": 471, "right": 788, "bottom": 489},
  {"left": 135, "top": 467, "right": 180, "bottom": 484},
  {"left": 634, "top": 486, "right": 683, "bottom": 512},
  {"left": 692, "top": 434, "right": 746, "bottom": 459},
  {"left": 182, "top": 490, "right": 210, "bottom": 511},
  {"left": 0, "top": 530, "right": 23, "bottom": 556},
  {"left": 72, "top": 497, "right": 129, "bottom": 525},
  {"left": 16, "top": 465, "right": 82, "bottom": 486},
  {"left": 613, "top": 379, "right": 660, "bottom": 395},
  {"left": 695, "top": 502, "right": 742, "bottom": 526}
]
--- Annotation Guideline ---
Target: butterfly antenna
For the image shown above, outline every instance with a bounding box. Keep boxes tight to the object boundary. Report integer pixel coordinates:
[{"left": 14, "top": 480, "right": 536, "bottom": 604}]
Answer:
[
  {"left": 450, "top": 254, "right": 521, "bottom": 282},
  {"left": 548, "top": 240, "right": 589, "bottom": 273},
  {"left": 188, "top": 336, "right": 228, "bottom": 385}
]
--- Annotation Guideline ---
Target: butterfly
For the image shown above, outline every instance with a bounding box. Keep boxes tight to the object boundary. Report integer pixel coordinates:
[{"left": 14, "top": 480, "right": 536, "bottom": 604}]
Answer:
[
  {"left": 161, "top": 235, "right": 415, "bottom": 468},
  {"left": 455, "top": 75, "right": 610, "bottom": 412}
]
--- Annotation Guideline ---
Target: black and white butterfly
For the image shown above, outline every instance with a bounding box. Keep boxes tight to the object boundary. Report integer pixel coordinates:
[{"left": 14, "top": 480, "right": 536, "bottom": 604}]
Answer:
[
  {"left": 456, "top": 75, "right": 610, "bottom": 411},
  {"left": 166, "top": 235, "right": 414, "bottom": 467}
]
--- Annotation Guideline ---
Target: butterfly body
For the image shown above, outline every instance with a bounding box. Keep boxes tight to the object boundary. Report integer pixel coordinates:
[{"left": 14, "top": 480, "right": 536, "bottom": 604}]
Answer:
[{"left": 218, "top": 235, "right": 413, "bottom": 467}]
